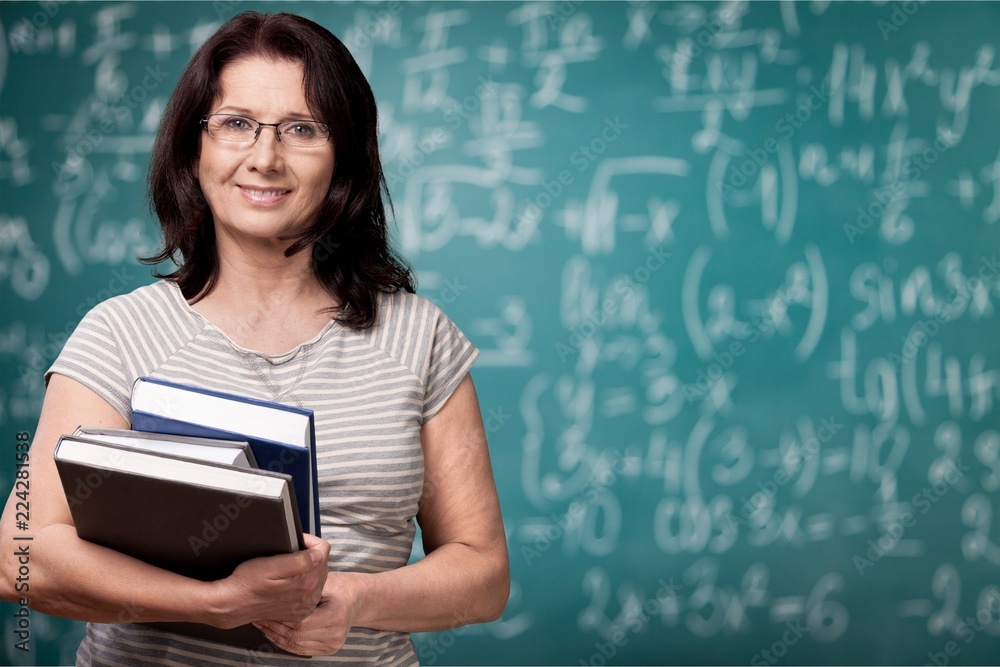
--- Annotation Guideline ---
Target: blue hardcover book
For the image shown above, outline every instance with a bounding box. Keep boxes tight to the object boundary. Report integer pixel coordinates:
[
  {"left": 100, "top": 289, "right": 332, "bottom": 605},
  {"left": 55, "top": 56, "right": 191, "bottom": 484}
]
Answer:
[{"left": 129, "top": 376, "right": 321, "bottom": 537}]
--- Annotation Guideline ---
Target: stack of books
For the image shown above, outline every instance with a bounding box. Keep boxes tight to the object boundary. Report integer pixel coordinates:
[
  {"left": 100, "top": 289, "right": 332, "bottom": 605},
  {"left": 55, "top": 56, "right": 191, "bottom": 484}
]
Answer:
[{"left": 54, "top": 377, "right": 321, "bottom": 654}]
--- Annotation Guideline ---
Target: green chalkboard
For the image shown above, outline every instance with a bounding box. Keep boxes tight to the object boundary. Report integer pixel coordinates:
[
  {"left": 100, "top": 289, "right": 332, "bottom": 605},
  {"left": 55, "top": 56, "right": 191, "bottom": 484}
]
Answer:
[{"left": 1, "top": 1, "right": 999, "bottom": 665}]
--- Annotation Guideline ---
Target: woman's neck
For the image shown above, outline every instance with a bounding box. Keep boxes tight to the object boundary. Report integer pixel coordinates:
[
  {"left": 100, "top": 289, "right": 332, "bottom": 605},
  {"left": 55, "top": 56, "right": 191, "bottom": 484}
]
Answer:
[{"left": 189, "top": 243, "right": 339, "bottom": 354}]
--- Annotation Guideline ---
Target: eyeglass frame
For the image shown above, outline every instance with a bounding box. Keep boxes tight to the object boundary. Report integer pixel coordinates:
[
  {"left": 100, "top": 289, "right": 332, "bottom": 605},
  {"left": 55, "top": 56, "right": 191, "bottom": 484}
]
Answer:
[{"left": 199, "top": 113, "right": 331, "bottom": 147}]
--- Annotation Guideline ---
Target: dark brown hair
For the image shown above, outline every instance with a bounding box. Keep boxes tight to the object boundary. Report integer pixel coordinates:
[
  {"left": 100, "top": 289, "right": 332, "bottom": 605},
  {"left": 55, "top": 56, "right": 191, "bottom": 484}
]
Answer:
[{"left": 143, "top": 11, "right": 414, "bottom": 329}]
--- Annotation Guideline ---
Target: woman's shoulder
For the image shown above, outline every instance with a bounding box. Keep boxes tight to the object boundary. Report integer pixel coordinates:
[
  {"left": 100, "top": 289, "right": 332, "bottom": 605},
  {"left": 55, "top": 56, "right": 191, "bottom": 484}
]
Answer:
[
  {"left": 77, "top": 279, "right": 187, "bottom": 327},
  {"left": 364, "top": 288, "right": 477, "bottom": 390},
  {"left": 363, "top": 288, "right": 473, "bottom": 356},
  {"left": 373, "top": 288, "right": 455, "bottom": 330}
]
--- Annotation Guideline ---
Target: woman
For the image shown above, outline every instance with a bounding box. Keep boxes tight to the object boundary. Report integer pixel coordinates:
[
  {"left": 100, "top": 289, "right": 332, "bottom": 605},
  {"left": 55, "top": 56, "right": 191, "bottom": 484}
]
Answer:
[{"left": 0, "top": 11, "right": 509, "bottom": 665}]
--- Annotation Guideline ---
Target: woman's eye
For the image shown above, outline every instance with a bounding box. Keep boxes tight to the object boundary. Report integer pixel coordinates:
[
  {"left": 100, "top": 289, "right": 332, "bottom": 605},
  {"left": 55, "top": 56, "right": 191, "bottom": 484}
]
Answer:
[
  {"left": 223, "top": 117, "right": 252, "bottom": 131},
  {"left": 287, "top": 123, "right": 315, "bottom": 137}
]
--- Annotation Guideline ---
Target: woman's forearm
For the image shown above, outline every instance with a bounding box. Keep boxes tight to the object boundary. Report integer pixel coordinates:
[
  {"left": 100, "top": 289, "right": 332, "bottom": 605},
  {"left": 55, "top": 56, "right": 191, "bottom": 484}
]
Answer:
[
  {"left": 1, "top": 518, "right": 330, "bottom": 630},
  {"left": 1, "top": 521, "right": 221, "bottom": 626},
  {"left": 346, "top": 541, "right": 509, "bottom": 633},
  {"left": 338, "top": 375, "right": 511, "bottom": 635}
]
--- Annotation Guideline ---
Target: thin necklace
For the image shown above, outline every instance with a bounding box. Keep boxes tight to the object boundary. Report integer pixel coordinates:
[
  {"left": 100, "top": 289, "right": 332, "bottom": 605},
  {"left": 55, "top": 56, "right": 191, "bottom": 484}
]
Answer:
[{"left": 238, "top": 344, "right": 311, "bottom": 408}]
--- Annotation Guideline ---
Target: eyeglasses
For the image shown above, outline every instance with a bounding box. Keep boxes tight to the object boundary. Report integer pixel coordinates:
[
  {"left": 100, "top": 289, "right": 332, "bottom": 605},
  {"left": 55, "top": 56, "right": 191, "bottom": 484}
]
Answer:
[{"left": 200, "top": 114, "right": 331, "bottom": 148}]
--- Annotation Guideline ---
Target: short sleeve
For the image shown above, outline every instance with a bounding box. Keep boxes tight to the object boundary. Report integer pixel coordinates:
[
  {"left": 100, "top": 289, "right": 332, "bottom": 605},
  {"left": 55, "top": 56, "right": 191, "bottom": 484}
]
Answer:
[
  {"left": 45, "top": 304, "right": 131, "bottom": 421},
  {"left": 421, "top": 304, "right": 479, "bottom": 423}
]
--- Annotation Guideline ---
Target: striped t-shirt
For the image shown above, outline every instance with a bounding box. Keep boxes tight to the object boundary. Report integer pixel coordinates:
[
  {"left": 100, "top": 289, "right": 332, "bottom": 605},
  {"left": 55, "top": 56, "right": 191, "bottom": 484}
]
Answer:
[{"left": 46, "top": 279, "right": 479, "bottom": 666}]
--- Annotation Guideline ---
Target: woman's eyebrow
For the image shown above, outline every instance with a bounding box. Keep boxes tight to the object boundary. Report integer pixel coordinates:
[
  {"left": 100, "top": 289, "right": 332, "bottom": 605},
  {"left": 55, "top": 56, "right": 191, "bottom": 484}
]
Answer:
[
  {"left": 213, "top": 105, "right": 254, "bottom": 115},
  {"left": 213, "top": 105, "right": 316, "bottom": 119}
]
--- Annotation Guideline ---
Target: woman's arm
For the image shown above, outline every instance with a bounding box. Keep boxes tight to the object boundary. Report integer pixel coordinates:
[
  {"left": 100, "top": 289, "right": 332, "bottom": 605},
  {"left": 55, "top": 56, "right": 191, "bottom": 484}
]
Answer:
[
  {"left": 254, "top": 373, "right": 510, "bottom": 655},
  {"left": 0, "top": 373, "right": 330, "bottom": 629}
]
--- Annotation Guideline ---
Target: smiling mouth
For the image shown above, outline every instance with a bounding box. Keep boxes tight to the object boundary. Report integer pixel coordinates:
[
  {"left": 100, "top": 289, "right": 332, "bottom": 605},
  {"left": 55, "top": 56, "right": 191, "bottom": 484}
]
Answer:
[{"left": 239, "top": 186, "right": 292, "bottom": 205}]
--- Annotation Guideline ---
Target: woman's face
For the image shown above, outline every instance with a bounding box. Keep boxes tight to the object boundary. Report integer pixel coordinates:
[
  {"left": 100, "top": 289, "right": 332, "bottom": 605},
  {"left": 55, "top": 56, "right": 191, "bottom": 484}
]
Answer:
[{"left": 197, "top": 56, "right": 335, "bottom": 251}]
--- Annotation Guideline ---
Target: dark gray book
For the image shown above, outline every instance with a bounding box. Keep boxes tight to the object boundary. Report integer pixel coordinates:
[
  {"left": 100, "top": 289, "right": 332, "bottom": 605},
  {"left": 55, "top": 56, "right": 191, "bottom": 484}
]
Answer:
[{"left": 54, "top": 434, "right": 306, "bottom": 655}]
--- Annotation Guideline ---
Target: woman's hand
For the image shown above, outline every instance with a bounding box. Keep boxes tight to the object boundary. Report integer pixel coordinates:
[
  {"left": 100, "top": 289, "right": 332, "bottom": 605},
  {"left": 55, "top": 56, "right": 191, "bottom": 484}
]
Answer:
[
  {"left": 209, "top": 533, "right": 331, "bottom": 629},
  {"left": 251, "top": 571, "right": 366, "bottom": 657},
  {"left": 231, "top": 374, "right": 509, "bottom": 656}
]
